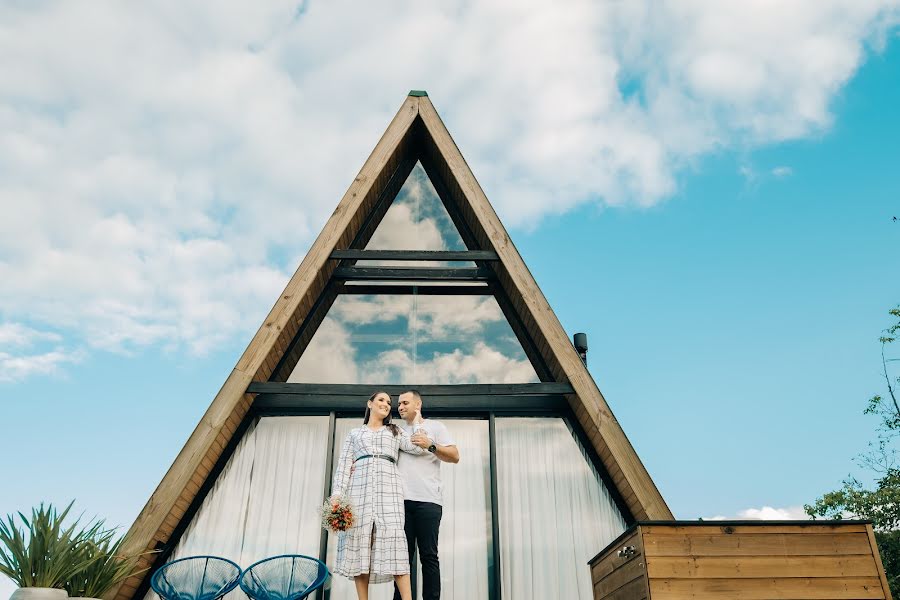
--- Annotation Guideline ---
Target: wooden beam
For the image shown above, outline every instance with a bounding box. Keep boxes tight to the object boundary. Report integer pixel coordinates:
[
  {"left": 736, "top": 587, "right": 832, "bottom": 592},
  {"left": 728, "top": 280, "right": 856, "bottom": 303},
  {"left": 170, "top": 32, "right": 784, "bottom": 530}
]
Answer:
[
  {"left": 333, "top": 283, "right": 490, "bottom": 295},
  {"left": 252, "top": 393, "right": 568, "bottom": 414},
  {"left": 247, "top": 382, "right": 574, "bottom": 396},
  {"left": 332, "top": 266, "right": 493, "bottom": 281},
  {"left": 331, "top": 249, "right": 498, "bottom": 261}
]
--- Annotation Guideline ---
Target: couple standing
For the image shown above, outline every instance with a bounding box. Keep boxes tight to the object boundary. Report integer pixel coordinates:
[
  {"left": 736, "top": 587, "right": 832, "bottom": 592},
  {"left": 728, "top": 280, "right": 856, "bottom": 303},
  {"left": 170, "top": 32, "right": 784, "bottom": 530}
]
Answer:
[{"left": 330, "top": 390, "right": 459, "bottom": 600}]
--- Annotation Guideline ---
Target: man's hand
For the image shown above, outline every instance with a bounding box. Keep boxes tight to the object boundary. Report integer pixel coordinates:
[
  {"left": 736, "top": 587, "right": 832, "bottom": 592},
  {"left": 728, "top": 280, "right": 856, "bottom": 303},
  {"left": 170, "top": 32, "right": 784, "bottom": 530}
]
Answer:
[{"left": 410, "top": 432, "right": 433, "bottom": 449}]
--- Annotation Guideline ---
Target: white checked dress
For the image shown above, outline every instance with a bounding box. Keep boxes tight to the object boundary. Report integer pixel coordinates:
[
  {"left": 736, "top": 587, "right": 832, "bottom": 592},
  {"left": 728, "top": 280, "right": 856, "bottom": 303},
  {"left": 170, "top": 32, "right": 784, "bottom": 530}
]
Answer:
[{"left": 332, "top": 425, "right": 426, "bottom": 583}]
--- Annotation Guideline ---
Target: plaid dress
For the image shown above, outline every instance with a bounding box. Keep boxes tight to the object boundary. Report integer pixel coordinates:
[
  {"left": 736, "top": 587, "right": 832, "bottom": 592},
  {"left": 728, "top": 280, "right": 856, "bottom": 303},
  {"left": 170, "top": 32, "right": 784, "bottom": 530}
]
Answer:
[{"left": 332, "top": 425, "right": 426, "bottom": 583}]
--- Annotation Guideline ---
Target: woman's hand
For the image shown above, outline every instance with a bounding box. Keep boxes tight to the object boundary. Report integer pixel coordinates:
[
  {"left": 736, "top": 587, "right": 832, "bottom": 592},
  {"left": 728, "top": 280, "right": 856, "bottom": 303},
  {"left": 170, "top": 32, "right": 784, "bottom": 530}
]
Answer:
[
  {"left": 413, "top": 409, "right": 424, "bottom": 425},
  {"left": 410, "top": 432, "right": 433, "bottom": 448}
]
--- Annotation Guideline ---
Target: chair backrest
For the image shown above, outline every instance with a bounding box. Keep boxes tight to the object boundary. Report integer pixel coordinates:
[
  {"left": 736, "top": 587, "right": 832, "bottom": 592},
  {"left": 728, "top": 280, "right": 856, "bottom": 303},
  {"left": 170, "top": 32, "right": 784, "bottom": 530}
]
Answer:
[
  {"left": 239, "top": 555, "right": 329, "bottom": 600},
  {"left": 151, "top": 556, "right": 242, "bottom": 600}
]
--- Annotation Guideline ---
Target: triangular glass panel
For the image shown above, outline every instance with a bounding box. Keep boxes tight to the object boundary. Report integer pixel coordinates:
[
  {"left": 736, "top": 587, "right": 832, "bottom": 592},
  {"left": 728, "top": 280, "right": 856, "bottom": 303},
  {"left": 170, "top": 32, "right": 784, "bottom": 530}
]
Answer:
[
  {"left": 288, "top": 292, "right": 540, "bottom": 384},
  {"left": 360, "top": 162, "right": 472, "bottom": 267}
]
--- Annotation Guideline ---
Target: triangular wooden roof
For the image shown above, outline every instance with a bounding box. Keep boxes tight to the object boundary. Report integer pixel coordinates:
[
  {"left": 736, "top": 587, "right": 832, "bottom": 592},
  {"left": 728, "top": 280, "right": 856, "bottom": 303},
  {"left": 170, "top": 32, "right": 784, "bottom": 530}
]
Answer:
[{"left": 112, "top": 92, "right": 672, "bottom": 600}]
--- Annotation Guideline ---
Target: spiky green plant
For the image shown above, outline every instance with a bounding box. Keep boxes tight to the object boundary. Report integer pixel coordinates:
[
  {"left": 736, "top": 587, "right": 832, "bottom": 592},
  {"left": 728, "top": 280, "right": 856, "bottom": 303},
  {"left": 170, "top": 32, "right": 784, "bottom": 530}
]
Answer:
[
  {"left": 64, "top": 534, "right": 146, "bottom": 599},
  {"left": 0, "top": 502, "right": 107, "bottom": 588}
]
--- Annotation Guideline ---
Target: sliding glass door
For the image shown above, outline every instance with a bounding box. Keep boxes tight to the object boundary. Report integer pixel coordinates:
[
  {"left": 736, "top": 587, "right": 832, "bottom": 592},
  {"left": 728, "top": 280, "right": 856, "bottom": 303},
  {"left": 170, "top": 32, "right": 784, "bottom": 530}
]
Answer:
[{"left": 147, "top": 414, "right": 626, "bottom": 600}]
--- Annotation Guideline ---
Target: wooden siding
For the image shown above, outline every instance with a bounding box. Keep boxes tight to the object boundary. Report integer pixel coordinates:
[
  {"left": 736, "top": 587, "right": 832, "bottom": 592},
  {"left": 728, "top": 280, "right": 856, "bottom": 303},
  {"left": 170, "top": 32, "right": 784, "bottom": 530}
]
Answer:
[
  {"left": 590, "top": 522, "right": 893, "bottom": 600},
  {"left": 591, "top": 529, "right": 648, "bottom": 600}
]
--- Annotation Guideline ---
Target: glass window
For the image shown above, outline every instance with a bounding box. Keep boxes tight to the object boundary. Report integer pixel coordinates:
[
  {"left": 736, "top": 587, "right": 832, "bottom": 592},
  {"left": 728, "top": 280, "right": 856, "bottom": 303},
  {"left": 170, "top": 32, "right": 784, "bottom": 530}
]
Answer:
[
  {"left": 325, "top": 418, "right": 491, "bottom": 600},
  {"left": 495, "top": 418, "right": 626, "bottom": 600},
  {"left": 364, "top": 162, "right": 469, "bottom": 257},
  {"left": 288, "top": 294, "right": 539, "bottom": 384}
]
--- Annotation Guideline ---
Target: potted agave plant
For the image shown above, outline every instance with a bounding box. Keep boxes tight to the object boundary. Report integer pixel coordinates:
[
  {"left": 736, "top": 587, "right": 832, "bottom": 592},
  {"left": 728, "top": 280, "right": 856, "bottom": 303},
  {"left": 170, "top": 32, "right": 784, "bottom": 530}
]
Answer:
[
  {"left": 0, "top": 502, "right": 106, "bottom": 600},
  {"left": 64, "top": 532, "right": 145, "bottom": 600}
]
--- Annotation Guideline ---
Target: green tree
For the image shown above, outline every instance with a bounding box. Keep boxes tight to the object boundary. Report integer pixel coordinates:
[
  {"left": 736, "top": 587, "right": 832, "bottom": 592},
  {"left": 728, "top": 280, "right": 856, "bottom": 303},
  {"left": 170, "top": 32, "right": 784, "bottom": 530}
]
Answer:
[{"left": 806, "top": 306, "right": 900, "bottom": 593}]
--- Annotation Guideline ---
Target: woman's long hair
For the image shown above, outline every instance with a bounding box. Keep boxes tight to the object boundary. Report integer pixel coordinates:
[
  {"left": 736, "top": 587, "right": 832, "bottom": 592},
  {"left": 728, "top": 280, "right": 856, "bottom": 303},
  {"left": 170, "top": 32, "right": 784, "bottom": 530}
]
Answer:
[{"left": 363, "top": 390, "right": 400, "bottom": 436}]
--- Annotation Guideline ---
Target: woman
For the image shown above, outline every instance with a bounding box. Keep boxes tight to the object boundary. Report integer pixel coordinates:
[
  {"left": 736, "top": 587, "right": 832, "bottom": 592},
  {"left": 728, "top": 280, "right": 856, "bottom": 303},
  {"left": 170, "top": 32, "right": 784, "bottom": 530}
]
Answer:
[{"left": 331, "top": 391, "right": 427, "bottom": 600}]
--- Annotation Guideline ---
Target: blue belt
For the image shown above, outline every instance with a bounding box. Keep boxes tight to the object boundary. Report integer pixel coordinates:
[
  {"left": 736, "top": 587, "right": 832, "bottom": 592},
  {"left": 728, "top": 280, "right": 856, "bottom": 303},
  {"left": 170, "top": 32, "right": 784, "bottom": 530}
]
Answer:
[{"left": 356, "top": 454, "right": 396, "bottom": 464}]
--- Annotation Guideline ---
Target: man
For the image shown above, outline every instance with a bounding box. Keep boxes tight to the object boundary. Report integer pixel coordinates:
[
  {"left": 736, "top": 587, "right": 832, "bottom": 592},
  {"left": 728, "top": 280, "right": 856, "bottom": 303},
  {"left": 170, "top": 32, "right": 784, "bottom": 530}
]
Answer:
[{"left": 393, "top": 389, "right": 459, "bottom": 600}]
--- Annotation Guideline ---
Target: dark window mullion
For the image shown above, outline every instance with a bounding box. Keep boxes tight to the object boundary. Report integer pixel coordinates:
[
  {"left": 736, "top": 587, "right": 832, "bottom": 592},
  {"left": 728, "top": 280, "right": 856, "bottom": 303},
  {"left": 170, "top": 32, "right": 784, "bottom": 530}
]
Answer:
[
  {"left": 488, "top": 413, "right": 502, "bottom": 600},
  {"left": 319, "top": 411, "right": 337, "bottom": 600}
]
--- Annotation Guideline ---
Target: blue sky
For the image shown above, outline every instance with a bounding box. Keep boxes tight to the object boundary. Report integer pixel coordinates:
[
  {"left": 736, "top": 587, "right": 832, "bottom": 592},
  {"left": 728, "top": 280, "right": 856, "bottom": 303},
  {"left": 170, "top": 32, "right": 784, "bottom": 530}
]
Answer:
[{"left": 2, "top": 1, "right": 900, "bottom": 595}]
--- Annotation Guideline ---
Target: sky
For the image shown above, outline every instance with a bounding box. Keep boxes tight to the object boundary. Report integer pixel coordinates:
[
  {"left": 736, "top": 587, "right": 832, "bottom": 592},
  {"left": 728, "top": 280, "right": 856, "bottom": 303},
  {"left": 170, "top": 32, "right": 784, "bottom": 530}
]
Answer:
[{"left": 2, "top": 0, "right": 900, "bottom": 595}]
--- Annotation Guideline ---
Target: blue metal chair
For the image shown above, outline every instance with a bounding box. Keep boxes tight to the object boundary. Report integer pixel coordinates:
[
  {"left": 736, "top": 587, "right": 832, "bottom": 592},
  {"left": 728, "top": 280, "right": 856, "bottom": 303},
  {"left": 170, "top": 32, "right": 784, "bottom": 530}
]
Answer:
[
  {"left": 239, "top": 554, "right": 330, "bottom": 600},
  {"left": 151, "top": 555, "right": 242, "bottom": 600}
]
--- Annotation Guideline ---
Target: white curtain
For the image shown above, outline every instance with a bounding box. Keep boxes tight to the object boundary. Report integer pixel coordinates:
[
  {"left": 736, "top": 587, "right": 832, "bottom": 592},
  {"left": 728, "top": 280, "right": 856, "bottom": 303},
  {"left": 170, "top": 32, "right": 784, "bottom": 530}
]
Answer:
[
  {"left": 495, "top": 418, "right": 626, "bottom": 600},
  {"left": 415, "top": 419, "right": 490, "bottom": 600},
  {"left": 144, "top": 416, "right": 330, "bottom": 600}
]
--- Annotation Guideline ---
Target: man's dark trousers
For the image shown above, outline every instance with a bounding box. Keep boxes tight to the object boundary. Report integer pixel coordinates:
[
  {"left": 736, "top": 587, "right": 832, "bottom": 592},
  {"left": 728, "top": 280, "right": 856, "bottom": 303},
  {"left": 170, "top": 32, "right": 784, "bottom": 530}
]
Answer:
[{"left": 393, "top": 500, "right": 442, "bottom": 600}]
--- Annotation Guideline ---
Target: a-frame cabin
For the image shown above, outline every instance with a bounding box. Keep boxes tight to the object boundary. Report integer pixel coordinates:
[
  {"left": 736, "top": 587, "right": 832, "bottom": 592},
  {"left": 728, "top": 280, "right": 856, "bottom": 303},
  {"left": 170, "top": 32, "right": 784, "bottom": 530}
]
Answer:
[{"left": 113, "top": 92, "right": 672, "bottom": 600}]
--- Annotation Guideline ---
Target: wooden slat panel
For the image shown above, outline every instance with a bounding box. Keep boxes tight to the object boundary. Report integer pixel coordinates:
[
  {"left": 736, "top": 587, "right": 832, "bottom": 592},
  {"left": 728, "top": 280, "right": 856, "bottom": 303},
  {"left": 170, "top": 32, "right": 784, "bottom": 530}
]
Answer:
[
  {"left": 649, "top": 576, "right": 885, "bottom": 599},
  {"left": 597, "top": 556, "right": 647, "bottom": 597},
  {"left": 642, "top": 524, "right": 869, "bottom": 535},
  {"left": 648, "top": 555, "right": 878, "bottom": 578},
  {"left": 866, "top": 524, "right": 894, "bottom": 600},
  {"left": 596, "top": 575, "right": 647, "bottom": 600},
  {"left": 163, "top": 512, "right": 181, "bottom": 530},
  {"left": 183, "top": 478, "right": 200, "bottom": 497},
  {"left": 173, "top": 497, "right": 190, "bottom": 513},
  {"left": 643, "top": 532, "right": 873, "bottom": 557},
  {"left": 592, "top": 531, "right": 641, "bottom": 580}
]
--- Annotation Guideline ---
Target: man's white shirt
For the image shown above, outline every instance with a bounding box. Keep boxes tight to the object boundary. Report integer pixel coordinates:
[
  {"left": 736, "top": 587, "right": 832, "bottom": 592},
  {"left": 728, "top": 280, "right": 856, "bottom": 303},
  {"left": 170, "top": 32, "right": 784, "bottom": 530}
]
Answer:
[{"left": 397, "top": 419, "right": 455, "bottom": 506}]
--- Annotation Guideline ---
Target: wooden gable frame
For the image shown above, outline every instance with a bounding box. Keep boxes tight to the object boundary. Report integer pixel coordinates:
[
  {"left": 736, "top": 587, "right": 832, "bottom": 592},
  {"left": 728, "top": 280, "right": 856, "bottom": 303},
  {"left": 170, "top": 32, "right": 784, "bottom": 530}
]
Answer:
[{"left": 111, "top": 92, "right": 672, "bottom": 600}]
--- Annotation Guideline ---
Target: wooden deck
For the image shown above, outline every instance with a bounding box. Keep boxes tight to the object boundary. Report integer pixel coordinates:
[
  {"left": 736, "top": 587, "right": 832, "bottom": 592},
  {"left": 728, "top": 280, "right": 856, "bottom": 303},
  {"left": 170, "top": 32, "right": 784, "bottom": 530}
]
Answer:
[{"left": 589, "top": 520, "right": 893, "bottom": 599}]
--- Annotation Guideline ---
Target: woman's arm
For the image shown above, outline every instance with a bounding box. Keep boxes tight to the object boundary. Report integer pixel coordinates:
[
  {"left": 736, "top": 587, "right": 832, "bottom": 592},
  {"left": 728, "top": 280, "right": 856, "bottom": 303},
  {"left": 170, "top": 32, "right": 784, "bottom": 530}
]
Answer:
[
  {"left": 331, "top": 431, "right": 354, "bottom": 497},
  {"left": 398, "top": 428, "right": 427, "bottom": 455}
]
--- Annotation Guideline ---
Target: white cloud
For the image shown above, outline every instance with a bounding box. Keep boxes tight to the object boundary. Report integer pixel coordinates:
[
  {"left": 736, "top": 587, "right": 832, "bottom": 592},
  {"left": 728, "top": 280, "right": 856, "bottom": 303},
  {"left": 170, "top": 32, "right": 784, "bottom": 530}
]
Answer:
[
  {"left": 366, "top": 343, "right": 537, "bottom": 384},
  {"left": 0, "top": 322, "right": 61, "bottom": 347},
  {"left": 1, "top": 0, "right": 898, "bottom": 377},
  {"left": 287, "top": 317, "right": 359, "bottom": 383},
  {"left": 0, "top": 348, "right": 84, "bottom": 383},
  {"left": 706, "top": 505, "right": 811, "bottom": 520},
  {"left": 289, "top": 310, "right": 537, "bottom": 384},
  {"left": 772, "top": 166, "right": 794, "bottom": 178}
]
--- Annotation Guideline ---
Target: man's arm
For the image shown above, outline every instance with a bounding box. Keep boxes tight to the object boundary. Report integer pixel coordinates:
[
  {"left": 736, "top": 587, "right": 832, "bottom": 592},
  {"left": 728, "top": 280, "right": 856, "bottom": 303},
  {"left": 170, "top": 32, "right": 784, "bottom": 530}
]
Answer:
[
  {"left": 434, "top": 444, "right": 459, "bottom": 464},
  {"left": 410, "top": 433, "right": 460, "bottom": 463}
]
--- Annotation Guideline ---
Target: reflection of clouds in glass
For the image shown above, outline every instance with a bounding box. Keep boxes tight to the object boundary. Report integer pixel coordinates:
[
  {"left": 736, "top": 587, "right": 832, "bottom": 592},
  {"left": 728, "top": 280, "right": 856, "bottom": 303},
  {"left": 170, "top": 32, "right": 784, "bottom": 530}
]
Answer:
[
  {"left": 290, "top": 292, "right": 540, "bottom": 383},
  {"left": 330, "top": 294, "right": 413, "bottom": 326},
  {"left": 331, "top": 295, "right": 503, "bottom": 336},
  {"left": 291, "top": 317, "right": 536, "bottom": 383},
  {"left": 365, "top": 163, "right": 468, "bottom": 266},
  {"left": 367, "top": 344, "right": 535, "bottom": 384},
  {"left": 367, "top": 201, "right": 445, "bottom": 252},
  {"left": 287, "top": 317, "right": 359, "bottom": 383},
  {"left": 418, "top": 296, "right": 504, "bottom": 336}
]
